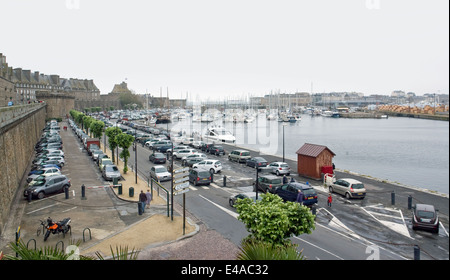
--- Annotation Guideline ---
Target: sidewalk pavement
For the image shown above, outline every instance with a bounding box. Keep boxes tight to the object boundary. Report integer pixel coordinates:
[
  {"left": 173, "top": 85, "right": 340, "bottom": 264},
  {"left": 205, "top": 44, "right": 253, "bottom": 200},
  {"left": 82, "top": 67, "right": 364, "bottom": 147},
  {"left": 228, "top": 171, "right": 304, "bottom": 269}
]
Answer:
[{"left": 79, "top": 141, "right": 198, "bottom": 258}]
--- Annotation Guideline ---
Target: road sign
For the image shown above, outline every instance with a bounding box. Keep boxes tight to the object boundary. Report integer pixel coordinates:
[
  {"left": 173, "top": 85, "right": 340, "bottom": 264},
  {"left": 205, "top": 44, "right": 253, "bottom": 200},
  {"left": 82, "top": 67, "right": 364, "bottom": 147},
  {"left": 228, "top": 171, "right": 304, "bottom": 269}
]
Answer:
[
  {"left": 174, "top": 167, "right": 189, "bottom": 174},
  {"left": 173, "top": 171, "right": 189, "bottom": 179},
  {"left": 174, "top": 188, "right": 190, "bottom": 196},
  {"left": 173, "top": 176, "right": 189, "bottom": 184},
  {"left": 174, "top": 182, "right": 190, "bottom": 191}
]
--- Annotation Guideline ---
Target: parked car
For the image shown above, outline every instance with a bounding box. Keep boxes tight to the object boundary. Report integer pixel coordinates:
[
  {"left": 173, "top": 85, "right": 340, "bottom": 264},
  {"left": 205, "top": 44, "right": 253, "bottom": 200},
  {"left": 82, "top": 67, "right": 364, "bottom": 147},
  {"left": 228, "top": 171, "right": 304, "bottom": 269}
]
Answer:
[
  {"left": 229, "top": 192, "right": 262, "bottom": 207},
  {"left": 207, "top": 145, "right": 225, "bottom": 156},
  {"left": 189, "top": 169, "right": 212, "bottom": 186},
  {"left": 192, "top": 160, "right": 222, "bottom": 174},
  {"left": 99, "top": 158, "right": 114, "bottom": 171},
  {"left": 412, "top": 204, "right": 439, "bottom": 233},
  {"left": 149, "top": 152, "right": 167, "bottom": 164},
  {"left": 102, "top": 165, "right": 122, "bottom": 181},
  {"left": 201, "top": 143, "right": 215, "bottom": 152},
  {"left": 328, "top": 178, "right": 366, "bottom": 199},
  {"left": 275, "top": 182, "right": 318, "bottom": 206},
  {"left": 23, "top": 174, "right": 71, "bottom": 200},
  {"left": 151, "top": 140, "right": 172, "bottom": 150},
  {"left": 255, "top": 174, "right": 283, "bottom": 193},
  {"left": 31, "top": 163, "right": 61, "bottom": 171},
  {"left": 246, "top": 157, "right": 268, "bottom": 168},
  {"left": 191, "top": 141, "right": 205, "bottom": 149},
  {"left": 167, "top": 145, "right": 189, "bottom": 155},
  {"left": 174, "top": 149, "right": 197, "bottom": 159},
  {"left": 91, "top": 149, "right": 104, "bottom": 162},
  {"left": 27, "top": 167, "right": 61, "bottom": 183},
  {"left": 155, "top": 144, "right": 173, "bottom": 153},
  {"left": 150, "top": 165, "right": 172, "bottom": 182},
  {"left": 268, "top": 162, "right": 291, "bottom": 176},
  {"left": 181, "top": 153, "right": 207, "bottom": 165},
  {"left": 184, "top": 157, "right": 205, "bottom": 167},
  {"left": 228, "top": 150, "right": 251, "bottom": 163}
]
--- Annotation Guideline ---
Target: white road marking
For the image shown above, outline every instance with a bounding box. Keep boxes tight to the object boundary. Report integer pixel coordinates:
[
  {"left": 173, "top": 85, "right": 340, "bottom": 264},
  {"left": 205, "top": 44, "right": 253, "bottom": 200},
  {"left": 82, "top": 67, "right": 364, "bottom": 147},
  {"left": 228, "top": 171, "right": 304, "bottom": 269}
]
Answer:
[{"left": 199, "top": 194, "right": 239, "bottom": 219}]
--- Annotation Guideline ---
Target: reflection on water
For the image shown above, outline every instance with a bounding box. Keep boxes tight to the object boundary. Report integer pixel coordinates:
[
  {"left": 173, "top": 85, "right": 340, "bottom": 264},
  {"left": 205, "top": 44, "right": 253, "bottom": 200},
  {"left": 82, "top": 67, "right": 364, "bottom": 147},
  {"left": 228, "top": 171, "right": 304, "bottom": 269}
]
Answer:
[{"left": 167, "top": 113, "right": 449, "bottom": 194}]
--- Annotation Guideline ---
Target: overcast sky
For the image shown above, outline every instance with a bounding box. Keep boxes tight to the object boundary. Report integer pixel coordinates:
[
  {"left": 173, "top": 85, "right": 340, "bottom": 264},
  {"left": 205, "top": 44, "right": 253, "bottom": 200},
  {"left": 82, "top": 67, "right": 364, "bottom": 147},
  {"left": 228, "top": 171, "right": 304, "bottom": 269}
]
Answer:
[{"left": 1, "top": 0, "right": 448, "bottom": 100}]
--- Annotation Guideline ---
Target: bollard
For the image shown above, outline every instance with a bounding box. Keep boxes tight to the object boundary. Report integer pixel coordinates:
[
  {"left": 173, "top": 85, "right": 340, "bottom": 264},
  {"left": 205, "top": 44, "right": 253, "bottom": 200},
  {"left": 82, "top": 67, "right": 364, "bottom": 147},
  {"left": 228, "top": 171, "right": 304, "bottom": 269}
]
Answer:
[
  {"left": 118, "top": 184, "right": 122, "bottom": 195},
  {"left": 129, "top": 187, "right": 134, "bottom": 197},
  {"left": 65, "top": 187, "right": 69, "bottom": 199},
  {"left": 223, "top": 175, "right": 227, "bottom": 187},
  {"left": 414, "top": 245, "right": 420, "bottom": 260},
  {"left": 391, "top": 191, "right": 395, "bottom": 205},
  {"left": 81, "top": 184, "right": 86, "bottom": 200},
  {"left": 211, "top": 171, "right": 214, "bottom": 183},
  {"left": 408, "top": 195, "right": 412, "bottom": 210},
  {"left": 28, "top": 192, "right": 32, "bottom": 202},
  {"left": 138, "top": 202, "right": 143, "bottom": 215}
]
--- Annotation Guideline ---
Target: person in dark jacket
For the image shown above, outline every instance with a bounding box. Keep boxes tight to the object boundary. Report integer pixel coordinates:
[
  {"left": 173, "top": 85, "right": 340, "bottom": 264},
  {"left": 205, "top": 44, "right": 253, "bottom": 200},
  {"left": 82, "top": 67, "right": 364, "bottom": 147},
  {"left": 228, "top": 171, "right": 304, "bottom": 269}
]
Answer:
[
  {"left": 296, "top": 190, "right": 304, "bottom": 205},
  {"left": 139, "top": 190, "right": 147, "bottom": 213}
]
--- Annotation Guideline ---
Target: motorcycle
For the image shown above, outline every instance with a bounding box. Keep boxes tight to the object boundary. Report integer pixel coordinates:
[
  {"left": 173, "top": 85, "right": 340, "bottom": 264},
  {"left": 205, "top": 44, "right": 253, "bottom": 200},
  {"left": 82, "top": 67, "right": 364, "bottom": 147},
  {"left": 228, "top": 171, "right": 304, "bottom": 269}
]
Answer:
[{"left": 40, "top": 217, "right": 71, "bottom": 241}]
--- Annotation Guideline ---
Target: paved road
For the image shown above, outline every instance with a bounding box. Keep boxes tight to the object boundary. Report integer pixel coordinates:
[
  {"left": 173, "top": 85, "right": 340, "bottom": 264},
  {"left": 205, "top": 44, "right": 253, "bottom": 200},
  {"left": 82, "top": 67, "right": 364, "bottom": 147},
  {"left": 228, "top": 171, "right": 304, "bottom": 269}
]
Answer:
[{"left": 118, "top": 121, "right": 449, "bottom": 260}]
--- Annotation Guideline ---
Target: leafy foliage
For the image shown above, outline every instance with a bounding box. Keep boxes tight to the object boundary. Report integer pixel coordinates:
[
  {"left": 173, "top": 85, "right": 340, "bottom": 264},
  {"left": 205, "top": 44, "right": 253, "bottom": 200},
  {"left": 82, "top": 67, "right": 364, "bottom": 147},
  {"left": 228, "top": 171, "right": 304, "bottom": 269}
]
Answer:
[
  {"left": 235, "top": 193, "right": 315, "bottom": 247},
  {"left": 105, "top": 126, "right": 122, "bottom": 163},
  {"left": 116, "top": 133, "right": 135, "bottom": 173}
]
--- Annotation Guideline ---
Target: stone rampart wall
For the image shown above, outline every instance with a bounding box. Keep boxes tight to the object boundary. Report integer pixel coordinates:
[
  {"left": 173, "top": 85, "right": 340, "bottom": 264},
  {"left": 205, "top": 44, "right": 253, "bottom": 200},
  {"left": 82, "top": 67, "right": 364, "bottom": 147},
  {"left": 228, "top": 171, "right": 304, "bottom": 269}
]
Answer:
[{"left": 0, "top": 103, "right": 47, "bottom": 234}]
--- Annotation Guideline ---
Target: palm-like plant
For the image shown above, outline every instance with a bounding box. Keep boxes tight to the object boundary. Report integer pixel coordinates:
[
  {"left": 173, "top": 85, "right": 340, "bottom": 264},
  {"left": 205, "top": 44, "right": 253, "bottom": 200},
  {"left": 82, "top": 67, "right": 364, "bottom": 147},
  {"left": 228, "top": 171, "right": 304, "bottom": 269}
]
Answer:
[
  {"left": 237, "top": 239, "right": 305, "bottom": 260},
  {"left": 2, "top": 240, "right": 139, "bottom": 260}
]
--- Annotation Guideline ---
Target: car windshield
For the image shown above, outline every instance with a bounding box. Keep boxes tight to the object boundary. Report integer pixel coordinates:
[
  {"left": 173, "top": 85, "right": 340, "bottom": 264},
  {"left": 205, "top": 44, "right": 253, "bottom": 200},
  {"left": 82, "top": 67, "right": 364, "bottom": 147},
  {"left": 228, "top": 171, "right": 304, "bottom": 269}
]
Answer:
[
  {"left": 155, "top": 154, "right": 165, "bottom": 158},
  {"left": 254, "top": 157, "right": 265, "bottom": 162},
  {"left": 281, "top": 164, "right": 289, "bottom": 168},
  {"left": 155, "top": 167, "right": 168, "bottom": 173},
  {"left": 417, "top": 210, "right": 435, "bottom": 219},
  {"left": 242, "top": 152, "right": 250, "bottom": 156},
  {"left": 33, "top": 179, "right": 46, "bottom": 186},
  {"left": 303, "top": 188, "right": 316, "bottom": 196},
  {"left": 106, "top": 166, "right": 118, "bottom": 172},
  {"left": 198, "top": 171, "right": 211, "bottom": 177},
  {"left": 270, "top": 179, "right": 282, "bottom": 184},
  {"left": 352, "top": 183, "right": 364, "bottom": 189}
]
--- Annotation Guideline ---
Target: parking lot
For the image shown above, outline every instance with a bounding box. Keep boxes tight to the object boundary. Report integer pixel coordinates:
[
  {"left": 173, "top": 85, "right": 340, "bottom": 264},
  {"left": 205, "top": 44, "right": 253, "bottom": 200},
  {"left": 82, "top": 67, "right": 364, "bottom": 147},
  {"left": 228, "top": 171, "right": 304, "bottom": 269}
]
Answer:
[
  {"left": 2, "top": 117, "right": 448, "bottom": 260},
  {"left": 0, "top": 120, "right": 158, "bottom": 255}
]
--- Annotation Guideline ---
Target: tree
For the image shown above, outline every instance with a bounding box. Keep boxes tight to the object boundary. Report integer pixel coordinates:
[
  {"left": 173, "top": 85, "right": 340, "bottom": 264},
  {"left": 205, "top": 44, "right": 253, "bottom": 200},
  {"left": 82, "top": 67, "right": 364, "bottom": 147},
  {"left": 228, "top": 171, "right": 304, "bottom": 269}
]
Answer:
[
  {"left": 82, "top": 115, "right": 94, "bottom": 136},
  {"left": 116, "top": 133, "right": 134, "bottom": 174},
  {"left": 90, "top": 120, "right": 105, "bottom": 143},
  {"left": 105, "top": 127, "right": 122, "bottom": 164},
  {"left": 235, "top": 193, "right": 315, "bottom": 247}
]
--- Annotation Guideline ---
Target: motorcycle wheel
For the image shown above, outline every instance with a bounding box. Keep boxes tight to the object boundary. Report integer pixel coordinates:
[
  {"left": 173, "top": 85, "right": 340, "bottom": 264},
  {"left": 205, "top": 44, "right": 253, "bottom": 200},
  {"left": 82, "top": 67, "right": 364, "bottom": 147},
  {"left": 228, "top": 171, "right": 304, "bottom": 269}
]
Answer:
[
  {"left": 63, "top": 225, "right": 70, "bottom": 237},
  {"left": 44, "top": 230, "right": 50, "bottom": 241}
]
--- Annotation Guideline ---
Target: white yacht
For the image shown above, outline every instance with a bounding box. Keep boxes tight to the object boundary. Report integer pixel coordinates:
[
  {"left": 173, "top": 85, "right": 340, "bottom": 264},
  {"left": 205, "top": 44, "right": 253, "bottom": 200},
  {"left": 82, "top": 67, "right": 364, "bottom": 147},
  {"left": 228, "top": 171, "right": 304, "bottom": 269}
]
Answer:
[{"left": 204, "top": 125, "right": 236, "bottom": 143}]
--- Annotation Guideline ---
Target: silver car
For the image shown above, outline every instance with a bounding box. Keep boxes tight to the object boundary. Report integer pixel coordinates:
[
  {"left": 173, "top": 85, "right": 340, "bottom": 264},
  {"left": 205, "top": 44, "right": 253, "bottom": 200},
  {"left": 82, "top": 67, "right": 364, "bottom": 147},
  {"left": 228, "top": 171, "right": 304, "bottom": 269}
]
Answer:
[
  {"left": 102, "top": 164, "right": 121, "bottom": 181},
  {"left": 268, "top": 162, "right": 291, "bottom": 176},
  {"left": 150, "top": 165, "right": 172, "bottom": 182}
]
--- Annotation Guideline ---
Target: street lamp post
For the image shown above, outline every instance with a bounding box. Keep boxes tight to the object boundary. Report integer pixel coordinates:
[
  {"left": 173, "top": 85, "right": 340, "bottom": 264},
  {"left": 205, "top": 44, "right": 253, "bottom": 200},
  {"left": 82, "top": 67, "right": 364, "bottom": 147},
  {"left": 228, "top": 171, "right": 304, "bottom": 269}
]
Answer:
[{"left": 282, "top": 123, "right": 286, "bottom": 162}]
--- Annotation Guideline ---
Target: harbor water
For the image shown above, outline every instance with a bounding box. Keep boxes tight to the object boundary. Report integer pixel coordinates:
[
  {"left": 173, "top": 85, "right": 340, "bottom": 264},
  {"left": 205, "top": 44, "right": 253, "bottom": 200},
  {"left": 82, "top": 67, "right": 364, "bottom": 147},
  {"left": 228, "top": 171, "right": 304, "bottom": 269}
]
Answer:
[{"left": 168, "top": 113, "right": 449, "bottom": 195}]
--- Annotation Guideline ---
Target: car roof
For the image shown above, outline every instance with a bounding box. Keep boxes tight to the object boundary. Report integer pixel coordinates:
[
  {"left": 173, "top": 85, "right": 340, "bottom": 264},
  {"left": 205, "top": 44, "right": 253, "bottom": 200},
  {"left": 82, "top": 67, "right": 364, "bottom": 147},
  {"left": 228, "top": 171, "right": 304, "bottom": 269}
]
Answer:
[
  {"left": 289, "top": 182, "right": 313, "bottom": 189},
  {"left": 416, "top": 204, "right": 436, "bottom": 212},
  {"left": 341, "top": 178, "right": 363, "bottom": 184},
  {"left": 260, "top": 174, "right": 279, "bottom": 179}
]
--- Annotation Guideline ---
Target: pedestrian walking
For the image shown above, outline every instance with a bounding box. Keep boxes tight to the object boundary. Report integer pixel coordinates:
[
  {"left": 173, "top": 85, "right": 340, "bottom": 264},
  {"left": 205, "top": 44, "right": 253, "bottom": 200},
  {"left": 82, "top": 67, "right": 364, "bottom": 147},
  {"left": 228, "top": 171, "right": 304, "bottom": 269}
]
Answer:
[
  {"left": 146, "top": 189, "right": 152, "bottom": 208},
  {"left": 139, "top": 190, "right": 147, "bottom": 213},
  {"left": 296, "top": 190, "right": 304, "bottom": 205},
  {"left": 327, "top": 193, "right": 333, "bottom": 207}
]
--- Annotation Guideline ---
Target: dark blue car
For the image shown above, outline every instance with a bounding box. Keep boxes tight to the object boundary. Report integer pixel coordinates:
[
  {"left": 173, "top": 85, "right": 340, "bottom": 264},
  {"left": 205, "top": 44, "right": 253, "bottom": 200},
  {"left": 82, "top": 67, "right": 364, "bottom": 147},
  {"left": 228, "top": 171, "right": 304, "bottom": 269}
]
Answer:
[
  {"left": 155, "top": 144, "right": 173, "bottom": 153},
  {"left": 275, "top": 182, "right": 318, "bottom": 206}
]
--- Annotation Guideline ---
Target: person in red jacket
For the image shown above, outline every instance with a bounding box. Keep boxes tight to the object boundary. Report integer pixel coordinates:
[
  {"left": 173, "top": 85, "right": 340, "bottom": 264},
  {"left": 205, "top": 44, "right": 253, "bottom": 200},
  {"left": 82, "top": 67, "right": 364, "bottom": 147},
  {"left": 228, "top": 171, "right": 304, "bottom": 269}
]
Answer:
[{"left": 327, "top": 193, "right": 333, "bottom": 207}]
